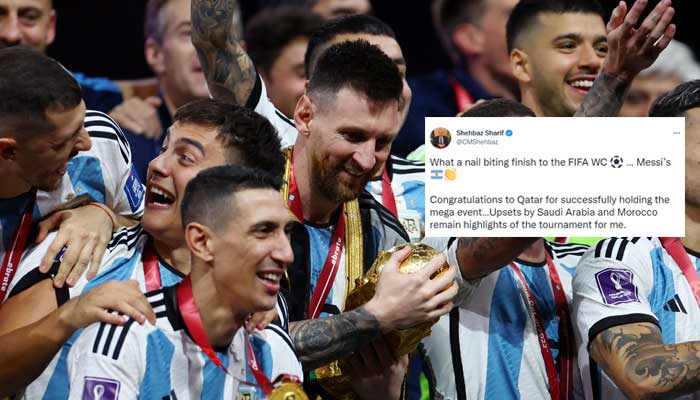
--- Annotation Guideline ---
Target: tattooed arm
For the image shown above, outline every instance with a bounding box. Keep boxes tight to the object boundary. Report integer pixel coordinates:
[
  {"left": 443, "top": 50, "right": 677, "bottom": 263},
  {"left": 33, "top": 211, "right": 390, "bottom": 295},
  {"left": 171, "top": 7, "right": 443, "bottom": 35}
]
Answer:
[
  {"left": 190, "top": 0, "right": 255, "bottom": 105},
  {"left": 574, "top": 0, "right": 675, "bottom": 117},
  {"left": 590, "top": 322, "right": 700, "bottom": 400},
  {"left": 455, "top": 237, "right": 538, "bottom": 280},
  {"left": 289, "top": 306, "right": 380, "bottom": 370}
]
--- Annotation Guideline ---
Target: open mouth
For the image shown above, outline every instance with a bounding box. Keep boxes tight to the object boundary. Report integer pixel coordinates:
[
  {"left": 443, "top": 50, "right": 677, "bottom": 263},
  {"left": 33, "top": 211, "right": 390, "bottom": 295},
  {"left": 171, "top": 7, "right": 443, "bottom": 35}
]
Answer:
[
  {"left": 568, "top": 78, "right": 594, "bottom": 95},
  {"left": 147, "top": 185, "right": 175, "bottom": 207},
  {"left": 257, "top": 271, "right": 283, "bottom": 292}
]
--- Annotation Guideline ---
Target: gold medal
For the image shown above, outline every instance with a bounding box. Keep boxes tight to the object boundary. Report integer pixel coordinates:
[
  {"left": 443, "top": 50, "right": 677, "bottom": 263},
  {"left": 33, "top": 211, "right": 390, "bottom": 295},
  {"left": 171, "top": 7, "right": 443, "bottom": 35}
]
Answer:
[{"left": 268, "top": 381, "right": 309, "bottom": 400}]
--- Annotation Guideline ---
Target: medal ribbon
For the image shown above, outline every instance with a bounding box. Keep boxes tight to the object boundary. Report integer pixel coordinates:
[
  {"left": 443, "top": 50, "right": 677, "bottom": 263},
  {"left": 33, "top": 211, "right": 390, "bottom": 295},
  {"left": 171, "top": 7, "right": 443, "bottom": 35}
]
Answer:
[
  {"left": 142, "top": 237, "right": 162, "bottom": 291},
  {"left": 287, "top": 150, "right": 346, "bottom": 320},
  {"left": 449, "top": 75, "right": 475, "bottom": 112},
  {"left": 509, "top": 251, "right": 574, "bottom": 400},
  {"left": 660, "top": 237, "right": 700, "bottom": 305},
  {"left": 381, "top": 168, "right": 398, "bottom": 218},
  {"left": 0, "top": 190, "right": 36, "bottom": 306}
]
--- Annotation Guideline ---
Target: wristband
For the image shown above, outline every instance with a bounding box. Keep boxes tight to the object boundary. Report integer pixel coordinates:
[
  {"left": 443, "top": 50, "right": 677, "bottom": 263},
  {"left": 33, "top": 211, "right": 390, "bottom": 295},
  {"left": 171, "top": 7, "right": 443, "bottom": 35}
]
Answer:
[{"left": 86, "top": 203, "right": 116, "bottom": 231}]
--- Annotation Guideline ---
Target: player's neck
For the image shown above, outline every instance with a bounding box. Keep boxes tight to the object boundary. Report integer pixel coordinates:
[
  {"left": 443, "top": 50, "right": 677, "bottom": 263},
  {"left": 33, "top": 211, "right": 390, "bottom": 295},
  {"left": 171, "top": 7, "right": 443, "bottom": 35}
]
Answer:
[
  {"left": 153, "top": 238, "right": 191, "bottom": 275},
  {"left": 517, "top": 238, "right": 546, "bottom": 264},
  {"left": 0, "top": 170, "right": 32, "bottom": 199},
  {"left": 293, "top": 148, "right": 342, "bottom": 225},
  {"left": 519, "top": 90, "right": 546, "bottom": 117},
  {"left": 682, "top": 204, "right": 700, "bottom": 252},
  {"left": 467, "top": 62, "right": 517, "bottom": 100},
  {"left": 191, "top": 266, "right": 246, "bottom": 348}
]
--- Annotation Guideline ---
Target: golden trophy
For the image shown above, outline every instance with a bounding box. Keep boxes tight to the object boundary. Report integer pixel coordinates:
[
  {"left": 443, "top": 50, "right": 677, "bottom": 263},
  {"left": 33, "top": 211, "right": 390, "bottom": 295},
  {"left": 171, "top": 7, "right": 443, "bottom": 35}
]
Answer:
[{"left": 314, "top": 243, "right": 449, "bottom": 399}]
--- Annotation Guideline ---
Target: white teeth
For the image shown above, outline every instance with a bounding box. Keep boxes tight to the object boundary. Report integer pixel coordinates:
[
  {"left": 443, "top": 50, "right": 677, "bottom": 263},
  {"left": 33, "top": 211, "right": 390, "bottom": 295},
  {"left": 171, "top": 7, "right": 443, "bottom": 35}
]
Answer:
[
  {"left": 570, "top": 80, "right": 593, "bottom": 88},
  {"left": 150, "top": 186, "right": 173, "bottom": 201},
  {"left": 259, "top": 273, "right": 281, "bottom": 282}
]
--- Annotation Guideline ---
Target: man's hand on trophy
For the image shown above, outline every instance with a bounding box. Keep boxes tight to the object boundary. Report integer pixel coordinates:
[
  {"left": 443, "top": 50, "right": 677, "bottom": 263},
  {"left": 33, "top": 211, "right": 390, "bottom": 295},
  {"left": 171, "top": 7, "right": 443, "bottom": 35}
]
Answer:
[
  {"left": 347, "top": 336, "right": 409, "bottom": 400},
  {"left": 365, "top": 246, "right": 457, "bottom": 332}
]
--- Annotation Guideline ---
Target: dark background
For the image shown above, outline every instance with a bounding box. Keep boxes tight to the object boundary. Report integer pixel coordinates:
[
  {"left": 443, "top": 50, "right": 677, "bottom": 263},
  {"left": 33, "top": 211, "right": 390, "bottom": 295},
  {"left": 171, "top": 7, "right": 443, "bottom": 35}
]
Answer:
[{"left": 48, "top": 0, "right": 699, "bottom": 80}]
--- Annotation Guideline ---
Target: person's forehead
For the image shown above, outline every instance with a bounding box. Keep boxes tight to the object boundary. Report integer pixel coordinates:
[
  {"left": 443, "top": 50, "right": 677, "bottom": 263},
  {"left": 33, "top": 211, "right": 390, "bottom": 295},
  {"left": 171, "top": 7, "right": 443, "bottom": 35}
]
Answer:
[
  {"left": 161, "top": 0, "right": 191, "bottom": 31},
  {"left": 232, "top": 188, "right": 289, "bottom": 224},
  {"left": 167, "top": 122, "right": 224, "bottom": 153},
  {"left": 0, "top": 0, "right": 51, "bottom": 10},
  {"left": 532, "top": 12, "right": 606, "bottom": 41},
  {"left": 329, "top": 33, "right": 404, "bottom": 61}
]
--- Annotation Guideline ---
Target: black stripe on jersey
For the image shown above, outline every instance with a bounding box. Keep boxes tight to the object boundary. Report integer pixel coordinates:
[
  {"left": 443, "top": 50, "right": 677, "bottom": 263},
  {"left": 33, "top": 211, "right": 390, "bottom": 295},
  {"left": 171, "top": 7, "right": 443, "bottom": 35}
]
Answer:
[
  {"left": 156, "top": 311, "right": 168, "bottom": 318},
  {"left": 359, "top": 193, "right": 409, "bottom": 241},
  {"left": 587, "top": 313, "right": 659, "bottom": 345},
  {"left": 112, "top": 318, "right": 136, "bottom": 360},
  {"left": 590, "top": 357, "right": 602, "bottom": 400},
  {"left": 107, "top": 225, "right": 143, "bottom": 250},
  {"left": 631, "top": 237, "right": 642, "bottom": 244},
  {"left": 552, "top": 250, "right": 587, "bottom": 259},
  {"left": 150, "top": 299, "right": 166, "bottom": 309},
  {"left": 604, "top": 238, "right": 617, "bottom": 258},
  {"left": 93, "top": 322, "right": 107, "bottom": 354},
  {"left": 102, "top": 323, "right": 119, "bottom": 356},
  {"left": 594, "top": 240, "right": 605, "bottom": 258},
  {"left": 390, "top": 168, "right": 424, "bottom": 175},
  {"left": 548, "top": 242, "right": 589, "bottom": 251},
  {"left": 85, "top": 111, "right": 130, "bottom": 164},
  {"left": 266, "top": 323, "right": 296, "bottom": 355},
  {"left": 390, "top": 156, "right": 424, "bottom": 168},
  {"left": 447, "top": 237, "right": 457, "bottom": 249},
  {"left": 676, "top": 294, "right": 688, "bottom": 314},
  {"left": 616, "top": 239, "right": 628, "bottom": 262},
  {"left": 244, "top": 74, "right": 263, "bottom": 110},
  {"left": 449, "top": 308, "right": 467, "bottom": 400}
]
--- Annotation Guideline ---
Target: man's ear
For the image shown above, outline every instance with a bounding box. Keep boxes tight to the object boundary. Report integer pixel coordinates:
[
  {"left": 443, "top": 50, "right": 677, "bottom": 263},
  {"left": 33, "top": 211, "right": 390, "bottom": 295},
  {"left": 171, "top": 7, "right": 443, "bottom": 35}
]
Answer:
[
  {"left": 0, "top": 138, "right": 18, "bottom": 161},
  {"left": 452, "top": 23, "right": 485, "bottom": 57},
  {"left": 45, "top": 9, "right": 56, "bottom": 47},
  {"left": 185, "top": 222, "right": 215, "bottom": 263},
  {"left": 294, "top": 94, "right": 314, "bottom": 137},
  {"left": 510, "top": 48, "right": 532, "bottom": 83},
  {"left": 145, "top": 38, "right": 165, "bottom": 76}
]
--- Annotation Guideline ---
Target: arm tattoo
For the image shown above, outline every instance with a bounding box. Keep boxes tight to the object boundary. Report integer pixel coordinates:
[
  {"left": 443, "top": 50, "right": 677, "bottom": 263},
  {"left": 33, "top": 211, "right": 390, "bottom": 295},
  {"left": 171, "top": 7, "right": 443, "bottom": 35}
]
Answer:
[
  {"left": 574, "top": 72, "right": 629, "bottom": 117},
  {"left": 592, "top": 323, "right": 700, "bottom": 399},
  {"left": 289, "top": 306, "right": 380, "bottom": 370},
  {"left": 190, "top": 0, "right": 256, "bottom": 105},
  {"left": 456, "top": 237, "right": 537, "bottom": 279}
]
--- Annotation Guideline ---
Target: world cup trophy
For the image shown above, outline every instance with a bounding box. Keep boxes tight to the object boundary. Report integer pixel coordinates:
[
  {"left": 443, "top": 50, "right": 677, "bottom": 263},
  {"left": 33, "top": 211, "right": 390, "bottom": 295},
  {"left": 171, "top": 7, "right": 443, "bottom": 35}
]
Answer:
[{"left": 314, "top": 243, "right": 450, "bottom": 399}]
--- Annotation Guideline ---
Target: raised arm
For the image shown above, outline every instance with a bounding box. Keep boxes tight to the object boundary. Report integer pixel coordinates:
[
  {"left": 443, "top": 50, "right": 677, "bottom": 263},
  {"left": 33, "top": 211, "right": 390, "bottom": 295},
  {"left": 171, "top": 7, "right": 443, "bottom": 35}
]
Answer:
[
  {"left": 590, "top": 322, "right": 700, "bottom": 400},
  {"left": 575, "top": 0, "right": 675, "bottom": 117},
  {"left": 454, "top": 237, "right": 538, "bottom": 280},
  {"left": 190, "top": 0, "right": 256, "bottom": 105}
]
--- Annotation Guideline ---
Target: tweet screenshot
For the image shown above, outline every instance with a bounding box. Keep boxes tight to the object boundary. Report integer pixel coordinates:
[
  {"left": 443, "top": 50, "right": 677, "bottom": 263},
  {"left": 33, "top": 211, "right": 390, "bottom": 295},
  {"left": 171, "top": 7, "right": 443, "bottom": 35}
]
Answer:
[{"left": 425, "top": 117, "right": 685, "bottom": 237}]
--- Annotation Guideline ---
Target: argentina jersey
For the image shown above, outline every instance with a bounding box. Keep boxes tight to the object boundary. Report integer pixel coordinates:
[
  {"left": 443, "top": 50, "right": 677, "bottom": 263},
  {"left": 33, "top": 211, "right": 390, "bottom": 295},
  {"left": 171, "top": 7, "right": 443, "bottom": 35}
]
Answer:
[
  {"left": 6, "top": 225, "right": 184, "bottom": 399},
  {"left": 366, "top": 155, "right": 425, "bottom": 241},
  {"left": 247, "top": 74, "right": 298, "bottom": 147},
  {"left": 66, "top": 286, "right": 302, "bottom": 399},
  {"left": 573, "top": 237, "right": 700, "bottom": 400},
  {"left": 421, "top": 240, "right": 587, "bottom": 400},
  {"left": 305, "top": 222, "right": 348, "bottom": 318},
  {"left": 0, "top": 111, "right": 145, "bottom": 259}
]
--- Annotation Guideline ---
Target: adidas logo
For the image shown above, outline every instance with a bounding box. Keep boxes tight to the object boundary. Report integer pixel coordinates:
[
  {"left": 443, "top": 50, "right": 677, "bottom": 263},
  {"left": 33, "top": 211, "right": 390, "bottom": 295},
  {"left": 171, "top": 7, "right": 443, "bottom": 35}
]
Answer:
[{"left": 663, "top": 294, "right": 687, "bottom": 314}]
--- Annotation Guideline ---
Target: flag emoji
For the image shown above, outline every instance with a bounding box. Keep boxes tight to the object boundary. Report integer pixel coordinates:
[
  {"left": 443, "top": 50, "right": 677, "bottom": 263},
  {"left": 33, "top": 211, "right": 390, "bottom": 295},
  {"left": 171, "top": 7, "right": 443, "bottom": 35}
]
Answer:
[
  {"left": 445, "top": 169, "right": 457, "bottom": 181},
  {"left": 431, "top": 169, "right": 443, "bottom": 180}
]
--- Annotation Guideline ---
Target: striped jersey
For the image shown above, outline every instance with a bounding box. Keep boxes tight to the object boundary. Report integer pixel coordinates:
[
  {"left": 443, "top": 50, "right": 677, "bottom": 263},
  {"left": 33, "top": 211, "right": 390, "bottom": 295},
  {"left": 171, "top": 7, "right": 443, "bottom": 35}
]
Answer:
[
  {"left": 421, "top": 239, "right": 588, "bottom": 400},
  {"left": 66, "top": 285, "right": 302, "bottom": 400},
  {"left": 248, "top": 74, "right": 298, "bottom": 147},
  {"left": 572, "top": 237, "right": 700, "bottom": 400},
  {"left": 0, "top": 111, "right": 145, "bottom": 260},
  {"left": 6, "top": 225, "right": 185, "bottom": 399},
  {"left": 366, "top": 155, "right": 425, "bottom": 241}
]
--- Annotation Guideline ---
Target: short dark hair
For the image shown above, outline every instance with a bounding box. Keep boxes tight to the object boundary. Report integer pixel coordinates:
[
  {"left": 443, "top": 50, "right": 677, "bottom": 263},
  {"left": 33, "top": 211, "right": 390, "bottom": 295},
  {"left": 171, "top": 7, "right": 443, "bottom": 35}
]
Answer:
[
  {"left": 245, "top": 6, "right": 322, "bottom": 75},
  {"left": 506, "top": 0, "right": 605, "bottom": 53},
  {"left": 181, "top": 165, "right": 282, "bottom": 232},
  {"left": 173, "top": 99, "right": 285, "bottom": 178},
  {"left": 0, "top": 47, "right": 82, "bottom": 138},
  {"left": 144, "top": 0, "right": 169, "bottom": 43},
  {"left": 307, "top": 40, "right": 402, "bottom": 107},
  {"left": 432, "top": 0, "right": 486, "bottom": 62},
  {"left": 305, "top": 14, "right": 396, "bottom": 77},
  {"left": 459, "top": 98, "right": 536, "bottom": 117},
  {"left": 649, "top": 80, "right": 700, "bottom": 117}
]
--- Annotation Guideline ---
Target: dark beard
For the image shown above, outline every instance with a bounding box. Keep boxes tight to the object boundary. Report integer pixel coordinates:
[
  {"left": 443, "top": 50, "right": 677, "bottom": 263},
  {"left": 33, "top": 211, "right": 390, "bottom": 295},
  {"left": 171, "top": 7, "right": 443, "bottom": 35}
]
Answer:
[{"left": 311, "top": 152, "right": 369, "bottom": 203}]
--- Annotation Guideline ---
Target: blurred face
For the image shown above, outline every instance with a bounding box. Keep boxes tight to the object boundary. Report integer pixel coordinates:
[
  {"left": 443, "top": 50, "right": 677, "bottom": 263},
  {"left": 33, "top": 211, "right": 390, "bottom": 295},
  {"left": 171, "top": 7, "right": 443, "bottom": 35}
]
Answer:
[
  {"left": 620, "top": 73, "right": 682, "bottom": 117},
  {"left": 150, "top": 0, "right": 208, "bottom": 107},
  {"left": 686, "top": 108, "right": 700, "bottom": 207},
  {"left": 263, "top": 36, "right": 308, "bottom": 118},
  {"left": 211, "top": 188, "right": 294, "bottom": 312},
  {"left": 142, "top": 122, "right": 227, "bottom": 243},
  {"left": 478, "top": 0, "right": 519, "bottom": 80},
  {"left": 0, "top": 0, "right": 55, "bottom": 51},
  {"left": 16, "top": 101, "right": 91, "bottom": 191},
  {"left": 307, "top": 87, "right": 399, "bottom": 202},
  {"left": 311, "top": 0, "right": 371, "bottom": 19},
  {"left": 517, "top": 12, "right": 607, "bottom": 116},
  {"left": 330, "top": 33, "right": 412, "bottom": 126}
]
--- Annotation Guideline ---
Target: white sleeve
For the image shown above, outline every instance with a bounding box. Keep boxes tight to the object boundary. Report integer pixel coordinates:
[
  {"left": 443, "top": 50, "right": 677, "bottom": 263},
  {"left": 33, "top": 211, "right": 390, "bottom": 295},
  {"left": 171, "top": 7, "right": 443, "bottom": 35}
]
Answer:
[
  {"left": 67, "top": 320, "right": 146, "bottom": 399},
  {"left": 259, "top": 326, "right": 304, "bottom": 383},
  {"left": 4, "top": 232, "right": 58, "bottom": 302},
  {"left": 248, "top": 75, "right": 298, "bottom": 147},
  {"left": 572, "top": 237, "right": 657, "bottom": 348},
  {"left": 421, "top": 236, "right": 481, "bottom": 305},
  {"left": 84, "top": 111, "right": 145, "bottom": 218}
]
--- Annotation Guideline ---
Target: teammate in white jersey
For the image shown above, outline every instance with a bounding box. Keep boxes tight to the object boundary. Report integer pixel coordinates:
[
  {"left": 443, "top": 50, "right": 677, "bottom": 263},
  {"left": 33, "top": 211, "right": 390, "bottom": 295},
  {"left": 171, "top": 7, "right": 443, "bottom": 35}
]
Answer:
[
  {"left": 69, "top": 165, "right": 302, "bottom": 399},
  {"left": 2, "top": 98, "right": 287, "bottom": 399},
  {"left": 573, "top": 81, "right": 700, "bottom": 400}
]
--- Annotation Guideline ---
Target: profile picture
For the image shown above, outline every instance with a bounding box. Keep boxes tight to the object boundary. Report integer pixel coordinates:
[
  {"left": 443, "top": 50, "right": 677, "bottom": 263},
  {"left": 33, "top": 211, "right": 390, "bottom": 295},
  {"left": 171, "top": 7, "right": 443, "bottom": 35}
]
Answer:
[{"left": 430, "top": 127, "right": 451, "bottom": 149}]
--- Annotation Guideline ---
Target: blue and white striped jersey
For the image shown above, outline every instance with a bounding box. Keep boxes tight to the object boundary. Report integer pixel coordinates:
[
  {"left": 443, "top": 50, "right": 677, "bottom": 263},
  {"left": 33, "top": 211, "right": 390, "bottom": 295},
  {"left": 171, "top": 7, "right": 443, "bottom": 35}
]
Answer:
[
  {"left": 421, "top": 240, "right": 588, "bottom": 400},
  {"left": 66, "top": 285, "right": 302, "bottom": 400},
  {"left": 248, "top": 75, "right": 297, "bottom": 147},
  {"left": 0, "top": 111, "right": 145, "bottom": 260},
  {"left": 7, "top": 225, "right": 184, "bottom": 399},
  {"left": 366, "top": 155, "right": 425, "bottom": 241},
  {"left": 573, "top": 237, "right": 700, "bottom": 400}
]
